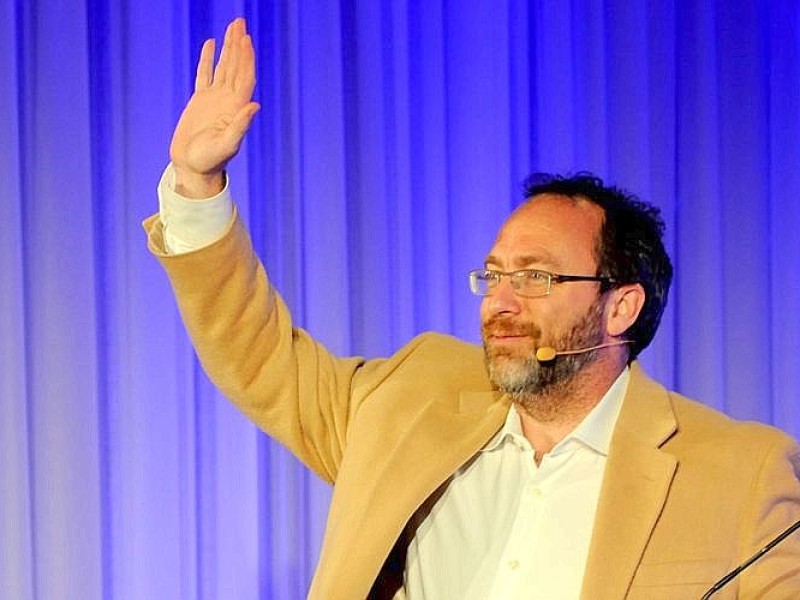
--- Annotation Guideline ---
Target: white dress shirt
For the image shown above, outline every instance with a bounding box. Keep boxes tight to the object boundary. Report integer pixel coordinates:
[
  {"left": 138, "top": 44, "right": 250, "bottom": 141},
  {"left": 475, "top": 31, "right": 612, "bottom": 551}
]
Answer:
[
  {"left": 157, "top": 164, "right": 233, "bottom": 254},
  {"left": 404, "top": 369, "right": 629, "bottom": 600}
]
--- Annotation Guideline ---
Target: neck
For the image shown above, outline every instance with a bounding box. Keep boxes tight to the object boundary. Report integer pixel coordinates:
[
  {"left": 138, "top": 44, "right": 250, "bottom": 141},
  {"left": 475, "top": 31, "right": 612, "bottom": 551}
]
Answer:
[{"left": 514, "top": 354, "right": 626, "bottom": 460}]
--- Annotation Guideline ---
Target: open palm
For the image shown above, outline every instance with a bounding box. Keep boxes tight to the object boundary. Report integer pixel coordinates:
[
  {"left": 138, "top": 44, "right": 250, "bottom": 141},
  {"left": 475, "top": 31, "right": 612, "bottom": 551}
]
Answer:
[{"left": 170, "top": 18, "right": 260, "bottom": 197}]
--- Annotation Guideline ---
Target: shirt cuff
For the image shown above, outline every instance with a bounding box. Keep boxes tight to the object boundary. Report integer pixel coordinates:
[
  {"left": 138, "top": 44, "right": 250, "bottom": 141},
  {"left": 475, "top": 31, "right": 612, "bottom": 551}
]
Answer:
[{"left": 157, "top": 163, "right": 235, "bottom": 255}]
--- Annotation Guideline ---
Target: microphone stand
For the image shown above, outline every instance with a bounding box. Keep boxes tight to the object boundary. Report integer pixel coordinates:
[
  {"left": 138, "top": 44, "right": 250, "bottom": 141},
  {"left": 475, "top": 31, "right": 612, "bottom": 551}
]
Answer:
[{"left": 700, "top": 517, "right": 800, "bottom": 599}]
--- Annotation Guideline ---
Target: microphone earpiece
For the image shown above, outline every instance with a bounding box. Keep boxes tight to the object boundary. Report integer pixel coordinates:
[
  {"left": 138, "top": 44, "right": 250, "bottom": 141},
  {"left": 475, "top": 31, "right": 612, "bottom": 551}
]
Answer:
[
  {"left": 535, "top": 347, "right": 558, "bottom": 362},
  {"left": 534, "top": 340, "right": 633, "bottom": 363}
]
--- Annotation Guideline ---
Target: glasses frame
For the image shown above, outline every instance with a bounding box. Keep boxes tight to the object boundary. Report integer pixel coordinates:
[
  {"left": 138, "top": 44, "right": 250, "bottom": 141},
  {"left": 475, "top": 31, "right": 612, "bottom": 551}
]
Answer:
[{"left": 468, "top": 268, "right": 616, "bottom": 298}]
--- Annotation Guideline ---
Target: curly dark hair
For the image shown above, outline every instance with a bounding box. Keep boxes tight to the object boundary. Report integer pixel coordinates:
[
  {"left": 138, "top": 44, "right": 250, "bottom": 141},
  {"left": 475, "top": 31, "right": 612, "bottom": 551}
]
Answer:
[{"left": 522, "top": 172, "right": 673, "bottom": 360}]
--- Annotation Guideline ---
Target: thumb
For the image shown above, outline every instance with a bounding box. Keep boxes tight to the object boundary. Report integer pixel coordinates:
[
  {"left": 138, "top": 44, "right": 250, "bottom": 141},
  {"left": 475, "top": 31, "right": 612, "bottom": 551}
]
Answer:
[{"left": 223, "top": 102, "right": 261, "bottom": 149}]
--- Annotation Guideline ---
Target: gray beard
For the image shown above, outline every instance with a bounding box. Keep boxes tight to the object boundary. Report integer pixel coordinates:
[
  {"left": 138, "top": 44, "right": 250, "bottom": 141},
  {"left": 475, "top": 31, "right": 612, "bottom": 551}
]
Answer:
[{"left": 482, "top": 298, "right": 605, "bottom": 401}]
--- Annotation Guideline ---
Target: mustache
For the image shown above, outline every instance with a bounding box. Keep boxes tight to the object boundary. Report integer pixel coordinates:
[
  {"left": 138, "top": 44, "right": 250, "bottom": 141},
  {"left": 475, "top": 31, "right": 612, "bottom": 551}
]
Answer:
[{"left": 481, "top": 316, "right": 541, "bottom": 338}]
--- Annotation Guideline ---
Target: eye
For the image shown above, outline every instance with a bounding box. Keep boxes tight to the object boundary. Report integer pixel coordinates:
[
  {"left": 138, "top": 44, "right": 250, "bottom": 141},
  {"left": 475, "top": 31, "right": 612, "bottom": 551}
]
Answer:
[{"left": 524, "top": 270, "right": 548, "bottom": 282}]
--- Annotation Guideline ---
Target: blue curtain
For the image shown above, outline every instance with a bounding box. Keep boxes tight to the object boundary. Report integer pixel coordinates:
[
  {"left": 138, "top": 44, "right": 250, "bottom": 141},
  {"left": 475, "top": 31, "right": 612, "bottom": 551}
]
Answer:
[{"left": 2, "top": 1, "right": 799, "bottom": 598}]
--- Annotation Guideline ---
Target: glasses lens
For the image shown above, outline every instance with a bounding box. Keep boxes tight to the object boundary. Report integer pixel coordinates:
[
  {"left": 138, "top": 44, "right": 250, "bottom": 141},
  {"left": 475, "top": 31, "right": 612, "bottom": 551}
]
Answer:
[
  {"left": 515, "top": 270, "right": 550, "bottom": 297},
  {"left": 469, "top": 270, "right": 493, "bottom": 296}
]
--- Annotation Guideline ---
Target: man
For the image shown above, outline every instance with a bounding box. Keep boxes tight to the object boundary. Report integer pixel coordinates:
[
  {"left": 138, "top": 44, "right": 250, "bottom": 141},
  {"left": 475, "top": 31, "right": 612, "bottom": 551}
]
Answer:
[{"left": 145, "top": 18, "right": 800, "bottom": 599}]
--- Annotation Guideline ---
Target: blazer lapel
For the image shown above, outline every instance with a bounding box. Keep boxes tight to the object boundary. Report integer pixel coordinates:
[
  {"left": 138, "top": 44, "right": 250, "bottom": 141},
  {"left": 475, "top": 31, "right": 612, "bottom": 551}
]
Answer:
[
  {"left": 310, "top": 390, "right": 509, "bottom": 599},
  {"left": 580, "top": 364, "right": 679, "bottom": 600}
]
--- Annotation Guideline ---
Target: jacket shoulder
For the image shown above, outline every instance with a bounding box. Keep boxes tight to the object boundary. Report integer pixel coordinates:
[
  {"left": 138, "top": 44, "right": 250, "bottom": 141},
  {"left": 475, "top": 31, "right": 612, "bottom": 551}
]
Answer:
[
  {"left": 350, "top": 332, "right": 492, "bottom": 404},
  {"left": 670, "top": 391, "right": 797, "bottom": 449},
  {"left": 664, "top": 391, "right": 800, "bottom": 487}
]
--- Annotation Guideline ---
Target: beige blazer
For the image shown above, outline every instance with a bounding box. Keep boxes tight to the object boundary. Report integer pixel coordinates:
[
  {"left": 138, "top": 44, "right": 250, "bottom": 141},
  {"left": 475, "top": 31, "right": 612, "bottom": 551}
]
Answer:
[{"left": 146, "top": 212, "right": 800, "bottom": 599}]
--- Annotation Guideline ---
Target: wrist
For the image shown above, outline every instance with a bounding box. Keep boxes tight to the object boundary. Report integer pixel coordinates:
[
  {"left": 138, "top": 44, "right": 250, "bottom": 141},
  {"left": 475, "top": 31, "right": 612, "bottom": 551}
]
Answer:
[{"left": 172, "top": 166, "right": 225, "bottom": 199}]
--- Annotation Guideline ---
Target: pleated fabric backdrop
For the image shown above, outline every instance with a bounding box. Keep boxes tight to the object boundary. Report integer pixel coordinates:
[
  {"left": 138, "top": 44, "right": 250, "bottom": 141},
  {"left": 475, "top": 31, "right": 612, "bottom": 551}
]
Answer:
[{"left": 1, "top": 1, "right": 799, "bottom": 598}]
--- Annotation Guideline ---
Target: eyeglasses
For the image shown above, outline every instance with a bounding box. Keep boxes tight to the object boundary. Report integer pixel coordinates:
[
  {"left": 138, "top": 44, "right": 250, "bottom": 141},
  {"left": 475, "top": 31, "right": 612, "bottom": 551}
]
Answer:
[{"left": 468, "top": 268, "right": 615, "bottom": 298}]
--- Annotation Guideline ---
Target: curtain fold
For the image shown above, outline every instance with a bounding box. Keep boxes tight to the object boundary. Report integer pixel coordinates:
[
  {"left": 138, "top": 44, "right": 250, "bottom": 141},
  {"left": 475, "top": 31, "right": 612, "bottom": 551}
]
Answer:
[{"left": 2, "top": 1, "right": 799, "bottom": 598}]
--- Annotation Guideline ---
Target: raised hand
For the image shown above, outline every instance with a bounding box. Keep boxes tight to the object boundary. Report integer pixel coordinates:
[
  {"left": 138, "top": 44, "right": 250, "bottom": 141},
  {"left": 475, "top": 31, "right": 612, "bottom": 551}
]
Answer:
[{"left": 169, "top": 18, "right": 260, "bottom": 198}]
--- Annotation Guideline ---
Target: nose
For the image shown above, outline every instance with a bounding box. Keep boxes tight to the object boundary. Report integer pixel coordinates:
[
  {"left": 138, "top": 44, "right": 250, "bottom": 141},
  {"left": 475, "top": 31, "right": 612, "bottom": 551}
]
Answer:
[{"left": 482, "top": 276, "right": 522, "bottom": 316}]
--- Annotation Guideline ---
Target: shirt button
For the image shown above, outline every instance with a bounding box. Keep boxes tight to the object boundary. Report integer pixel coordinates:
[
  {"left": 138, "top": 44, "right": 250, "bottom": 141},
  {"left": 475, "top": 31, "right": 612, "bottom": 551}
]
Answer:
[
  {"left": 508, "top": 559, "right": 520, "bottom": 570},
  {"left": 530, "top": 486, "right": 542, "bottom": 498}
]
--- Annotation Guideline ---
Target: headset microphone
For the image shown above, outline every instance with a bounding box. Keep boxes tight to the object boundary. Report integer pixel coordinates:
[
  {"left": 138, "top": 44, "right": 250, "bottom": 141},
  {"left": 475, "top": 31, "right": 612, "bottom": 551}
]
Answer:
[{"left": 535, "top": 340, "right": 633, "bottom": 363}]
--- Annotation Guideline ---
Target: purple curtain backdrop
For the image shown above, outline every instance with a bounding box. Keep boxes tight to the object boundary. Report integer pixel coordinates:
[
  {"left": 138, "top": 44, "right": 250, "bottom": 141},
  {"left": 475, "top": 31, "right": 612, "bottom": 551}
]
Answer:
[{"left": 2, "top": 1, "right": 799, "bottom": 598}]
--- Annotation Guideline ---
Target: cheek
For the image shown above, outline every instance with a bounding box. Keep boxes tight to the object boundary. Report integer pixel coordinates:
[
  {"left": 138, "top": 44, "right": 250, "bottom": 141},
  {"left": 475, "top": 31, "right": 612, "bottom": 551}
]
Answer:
[
  {"left": 479, "top": 298, "right": 492, "bottom": 322},
  {"left": 530, "top": 299, "right": 589, "bottom": 337}
]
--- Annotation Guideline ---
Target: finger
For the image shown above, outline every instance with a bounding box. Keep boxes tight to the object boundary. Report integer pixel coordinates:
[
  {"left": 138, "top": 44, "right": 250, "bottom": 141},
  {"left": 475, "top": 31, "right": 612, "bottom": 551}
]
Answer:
[
  {"left": 232, "top": 34, "right": 256, "bottom": 98},
  {"left": 214, "top": 18, "right": 244, "bottom": 86},
  {"left": 194, "top": 39, "right": 215, "bottom": 91}
]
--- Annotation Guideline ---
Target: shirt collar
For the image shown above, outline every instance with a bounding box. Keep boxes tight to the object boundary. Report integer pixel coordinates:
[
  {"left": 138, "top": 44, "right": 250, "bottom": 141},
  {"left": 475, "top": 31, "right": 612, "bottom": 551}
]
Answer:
[{"left": 483, "top": 367, "right": 630, "bottom": 456}]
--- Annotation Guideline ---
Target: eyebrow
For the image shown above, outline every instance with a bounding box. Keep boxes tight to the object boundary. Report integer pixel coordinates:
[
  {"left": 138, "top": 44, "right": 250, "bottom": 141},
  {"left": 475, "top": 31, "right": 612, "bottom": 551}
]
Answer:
[{"left": 484, "top": 253, "right": 561, "bottom": 270}]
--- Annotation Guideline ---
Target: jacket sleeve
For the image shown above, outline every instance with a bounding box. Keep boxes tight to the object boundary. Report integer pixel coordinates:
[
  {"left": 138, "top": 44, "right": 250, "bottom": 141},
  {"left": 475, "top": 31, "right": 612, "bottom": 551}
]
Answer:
[{"left": 144, "top": 210, "right": 384, "bottom": 483}]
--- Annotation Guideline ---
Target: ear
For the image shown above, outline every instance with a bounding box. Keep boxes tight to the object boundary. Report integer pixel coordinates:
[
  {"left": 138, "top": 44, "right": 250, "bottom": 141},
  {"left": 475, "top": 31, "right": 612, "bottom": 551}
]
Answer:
[{"left": 605, "top": 283, "right": 645, "bottom": 338}]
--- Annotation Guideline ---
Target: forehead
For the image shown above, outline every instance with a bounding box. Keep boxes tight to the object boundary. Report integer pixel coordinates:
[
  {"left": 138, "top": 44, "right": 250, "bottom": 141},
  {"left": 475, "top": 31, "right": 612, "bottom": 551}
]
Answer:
[{"left": 486, "top": 193, "right": 604, "bottom": 270}]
